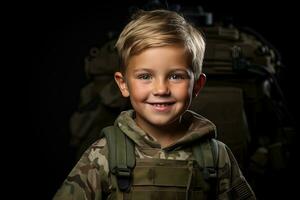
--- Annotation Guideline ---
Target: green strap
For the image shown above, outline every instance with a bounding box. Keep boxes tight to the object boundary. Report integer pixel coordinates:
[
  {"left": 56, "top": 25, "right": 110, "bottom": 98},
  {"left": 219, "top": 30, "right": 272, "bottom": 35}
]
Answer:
[
  {"left": 210, "top": 139, "right": 219, "bottom": 168},
  {"left": 101, "top": 126, "right": 136, "bottom": 192},
  {"left": 193, "top": 138, "right": 219, "bottom": 199},
  {"left": 192, "top": 138, "right": 219, "bottom": 179}
]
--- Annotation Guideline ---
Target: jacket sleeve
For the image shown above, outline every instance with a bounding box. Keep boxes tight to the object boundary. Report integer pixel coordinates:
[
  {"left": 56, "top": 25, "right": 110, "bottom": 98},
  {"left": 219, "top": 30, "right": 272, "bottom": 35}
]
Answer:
[
  {"left": 53, "top": 138, "right": 109, "bottom": 200},
  {"left": 217, "top": 142, "right": 256, "bottom": 200}
]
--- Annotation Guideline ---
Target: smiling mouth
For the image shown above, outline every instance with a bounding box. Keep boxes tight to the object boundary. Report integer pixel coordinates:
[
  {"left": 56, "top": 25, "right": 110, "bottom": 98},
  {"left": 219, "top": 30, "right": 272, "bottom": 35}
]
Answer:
[
  {"left": 148, "top": 102, "right": 175, "bottom": 106},
  {"left": 147, "top": 102, "right": 175, "bottom": 111}
]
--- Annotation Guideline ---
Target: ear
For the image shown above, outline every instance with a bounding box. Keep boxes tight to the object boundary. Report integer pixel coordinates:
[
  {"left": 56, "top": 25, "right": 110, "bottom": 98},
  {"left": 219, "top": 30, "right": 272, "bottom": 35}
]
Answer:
[
  {"left": 114, "top": 72, "right": 130, "bottom": 97},
  {"left": 193, "top": 73, "right": 206, "bottom": 97}
]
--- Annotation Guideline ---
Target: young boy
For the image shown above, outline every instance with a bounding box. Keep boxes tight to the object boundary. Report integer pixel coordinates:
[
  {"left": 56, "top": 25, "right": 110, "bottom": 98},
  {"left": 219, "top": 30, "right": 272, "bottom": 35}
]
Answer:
[{"left": 53, "top": 9, "right": 256, "bottom": 200}]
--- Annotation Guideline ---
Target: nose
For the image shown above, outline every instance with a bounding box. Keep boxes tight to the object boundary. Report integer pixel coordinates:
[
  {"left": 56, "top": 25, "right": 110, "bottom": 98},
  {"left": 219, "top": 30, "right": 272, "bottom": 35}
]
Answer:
[{"left": 152, "top": 79, "right": 170, "bottom": 96}]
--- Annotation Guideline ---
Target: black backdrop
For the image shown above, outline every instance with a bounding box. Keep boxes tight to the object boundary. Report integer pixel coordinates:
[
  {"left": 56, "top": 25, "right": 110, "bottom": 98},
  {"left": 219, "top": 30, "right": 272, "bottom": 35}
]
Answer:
[{"left": 28, "top": 0, "right": 299, "bottom": 199}]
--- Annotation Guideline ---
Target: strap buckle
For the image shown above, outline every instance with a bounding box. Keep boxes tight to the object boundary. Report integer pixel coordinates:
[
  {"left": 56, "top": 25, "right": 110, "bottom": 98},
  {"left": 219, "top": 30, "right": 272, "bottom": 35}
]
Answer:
[
  {"left": 113, "top": 167, "right": 132, "bottom": 192},
  {"left": 115, "top": 167, "right": 131, "bottom": 177},
  {"left": 203, "top": 167, "right": 217, "bottom": 180}
]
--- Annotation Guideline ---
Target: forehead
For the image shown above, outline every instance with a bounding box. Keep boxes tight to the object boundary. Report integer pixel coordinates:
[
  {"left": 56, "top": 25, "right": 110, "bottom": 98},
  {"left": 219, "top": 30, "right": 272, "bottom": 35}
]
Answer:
[{"left": 127, "top": 46, "right": 190, "bottom": 70}]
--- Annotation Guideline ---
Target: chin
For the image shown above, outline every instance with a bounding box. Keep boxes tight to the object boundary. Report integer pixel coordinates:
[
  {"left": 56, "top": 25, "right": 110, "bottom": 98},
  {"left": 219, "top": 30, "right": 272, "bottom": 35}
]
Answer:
[{"left": 149, "top": 116, "right": 180, "bottom": 127}]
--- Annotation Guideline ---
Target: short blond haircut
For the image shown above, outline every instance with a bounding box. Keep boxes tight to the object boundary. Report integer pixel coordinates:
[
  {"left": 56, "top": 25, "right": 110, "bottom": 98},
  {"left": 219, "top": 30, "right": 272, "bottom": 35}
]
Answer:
[{"left": 115, "top": 9, "right": 205, "bottom": 80}]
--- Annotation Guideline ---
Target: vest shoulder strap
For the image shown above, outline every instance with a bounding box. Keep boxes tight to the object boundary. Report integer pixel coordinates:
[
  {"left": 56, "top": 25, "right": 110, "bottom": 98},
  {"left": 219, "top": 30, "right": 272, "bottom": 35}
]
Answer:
[
  {"left": 100, "top": 126, "right": 135, "bottom": 192},
  {"left": 192, "top": 138, "right": 219, "bottom": 179}
]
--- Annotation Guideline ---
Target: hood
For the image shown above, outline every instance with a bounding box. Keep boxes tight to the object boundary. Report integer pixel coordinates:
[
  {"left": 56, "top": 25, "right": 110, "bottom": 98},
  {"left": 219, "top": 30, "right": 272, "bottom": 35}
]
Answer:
[{"left": 115, "top": 110, "right": 217, "bottom": 151}]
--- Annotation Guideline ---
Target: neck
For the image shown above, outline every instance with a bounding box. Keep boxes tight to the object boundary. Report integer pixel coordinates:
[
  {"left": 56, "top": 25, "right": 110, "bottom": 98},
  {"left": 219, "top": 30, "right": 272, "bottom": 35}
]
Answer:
[{"left": 135, "top": 118, "right": 188, "bottom": 148}]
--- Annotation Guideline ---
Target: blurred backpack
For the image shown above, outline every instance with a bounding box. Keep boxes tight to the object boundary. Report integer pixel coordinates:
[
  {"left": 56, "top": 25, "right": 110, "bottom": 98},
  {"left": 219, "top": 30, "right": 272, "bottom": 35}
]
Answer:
[
  {"left": 191, "top": 23, "right": 296, "bottom": 170},
  {"left": 187, "top": 15, "right": 296, "bottom": 199},
  {"left": 69, "top": 39, "right": 131, "bottom": 159}
]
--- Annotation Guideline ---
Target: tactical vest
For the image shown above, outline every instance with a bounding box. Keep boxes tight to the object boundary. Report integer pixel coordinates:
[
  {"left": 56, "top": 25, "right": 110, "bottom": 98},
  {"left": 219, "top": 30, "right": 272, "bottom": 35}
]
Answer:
[{"left": 101, "top": 126, "right": 219, "bottom": 200}]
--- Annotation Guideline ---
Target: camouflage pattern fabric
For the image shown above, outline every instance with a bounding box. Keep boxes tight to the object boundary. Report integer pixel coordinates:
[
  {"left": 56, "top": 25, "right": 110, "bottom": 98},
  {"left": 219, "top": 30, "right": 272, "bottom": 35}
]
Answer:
[{"left": 54, "top": 110, "right": 255, "bottom": 199}]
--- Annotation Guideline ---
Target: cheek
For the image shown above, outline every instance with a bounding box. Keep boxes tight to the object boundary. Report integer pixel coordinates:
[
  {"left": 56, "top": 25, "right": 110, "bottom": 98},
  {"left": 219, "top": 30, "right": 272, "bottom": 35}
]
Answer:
[
  {"left": 172, "top": 82, "right": 194, "bottom": 100},
  {"left": 128, "top": 81, "right": 149, "bottom": 101}
]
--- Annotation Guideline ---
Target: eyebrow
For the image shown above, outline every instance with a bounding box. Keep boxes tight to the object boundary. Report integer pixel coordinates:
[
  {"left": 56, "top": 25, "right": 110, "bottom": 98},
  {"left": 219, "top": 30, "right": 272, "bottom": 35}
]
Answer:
[
  {"left": 132, "top": 68, "right": 154, "bottom": 73},
  {"left": 132, "top": 67, "right": 191, "bottom": 72}
]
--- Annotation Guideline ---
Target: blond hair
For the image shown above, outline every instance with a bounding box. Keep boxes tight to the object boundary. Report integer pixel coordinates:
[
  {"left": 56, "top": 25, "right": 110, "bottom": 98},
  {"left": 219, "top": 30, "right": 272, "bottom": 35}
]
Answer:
[{"left": 115, "top": 9, "right": 205, "bottom": 80}]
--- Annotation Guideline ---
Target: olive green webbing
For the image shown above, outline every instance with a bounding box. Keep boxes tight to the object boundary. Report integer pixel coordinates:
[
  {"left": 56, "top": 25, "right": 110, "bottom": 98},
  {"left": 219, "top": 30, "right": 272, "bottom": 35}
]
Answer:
[
  {"left": 112, "top": 175, "right": 124, "bottom": 200},
  {"left": 192, "top": 138, "right": 219, "bottom": 199},
  {"left": 103, "top": 126, "right": 135, "bottom": 171},
  {"left": 125, "top": 190, "right": 205, "bottom": 200},
  {"left": 192, "top": 138, "right": 219, "bottom": 171},
  {"left": 102, "top": 126, "right": 135, "bottom": 194},
  {"left": 102, "top": 126, "right": 219, "bottom": 199},
  {"left": 132, "top": 160, "right": 192, "bottom": 187},
  {"left": 210, "top": 139, "right": 219, "bottom": 168},
  {"left": 124, "top": 159, "right": 208, "bottom": 200}
]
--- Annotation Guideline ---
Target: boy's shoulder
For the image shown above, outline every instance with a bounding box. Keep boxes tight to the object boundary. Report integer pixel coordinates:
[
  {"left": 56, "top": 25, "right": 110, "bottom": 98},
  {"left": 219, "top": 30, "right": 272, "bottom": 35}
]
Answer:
[
  {"left": 91, "top": 137, "right": 107, "bottom": 148},
  {"left": 78, "top": 137, "right": 110, "bottom": 174},
  {"left": 87, "top": 137, "right": 109, "bottom": 158}
]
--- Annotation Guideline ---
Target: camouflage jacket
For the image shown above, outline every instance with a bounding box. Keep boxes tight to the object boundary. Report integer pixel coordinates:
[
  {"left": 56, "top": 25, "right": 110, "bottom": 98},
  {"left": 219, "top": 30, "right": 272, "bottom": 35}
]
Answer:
[{"left": 53, "top": 110, "right": 256, "bottom": 200}]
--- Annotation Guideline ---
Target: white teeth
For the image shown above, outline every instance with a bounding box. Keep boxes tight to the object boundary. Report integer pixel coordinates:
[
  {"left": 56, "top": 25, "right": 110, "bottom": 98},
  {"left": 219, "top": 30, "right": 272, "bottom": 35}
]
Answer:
[{"left": 152, "top": 103, "right": 169, "bottom": 107}]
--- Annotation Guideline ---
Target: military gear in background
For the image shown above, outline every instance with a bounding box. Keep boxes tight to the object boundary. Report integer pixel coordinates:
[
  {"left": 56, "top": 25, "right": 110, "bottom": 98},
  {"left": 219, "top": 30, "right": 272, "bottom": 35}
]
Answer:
[
  {"left": 55, "top": 110, "right": 255, "bottom": 200},
  {"left": 186, "top": 20, "right": 297, "bottom": 198},
  {"left": 69, "top": 39, "right": 131, "bottom": 158},
  {"left": 68, "top": 4, "right": 295, "bottom": 199}
]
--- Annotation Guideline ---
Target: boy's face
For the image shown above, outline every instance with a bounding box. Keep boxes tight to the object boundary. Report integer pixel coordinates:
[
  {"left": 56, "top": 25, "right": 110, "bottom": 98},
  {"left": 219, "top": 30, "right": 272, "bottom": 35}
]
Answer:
[{"left": 115, "top": 46, "right": 205, "bottom": 130}]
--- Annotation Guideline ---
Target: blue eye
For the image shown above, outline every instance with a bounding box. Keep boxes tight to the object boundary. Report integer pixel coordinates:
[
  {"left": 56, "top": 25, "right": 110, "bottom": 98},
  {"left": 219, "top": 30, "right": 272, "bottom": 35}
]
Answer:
[
  {"left": 137, "top": 74, "right": 152, "bottom": 80},
  {"left": 169, "top": 74, "right": 185, "bottom": 80}
]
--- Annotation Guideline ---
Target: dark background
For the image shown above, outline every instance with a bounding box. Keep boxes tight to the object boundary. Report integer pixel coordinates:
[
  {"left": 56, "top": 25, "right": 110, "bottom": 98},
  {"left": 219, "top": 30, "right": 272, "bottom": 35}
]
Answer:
[{"left": 27, "top": 0, "right": 299, "bottom": 199}]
